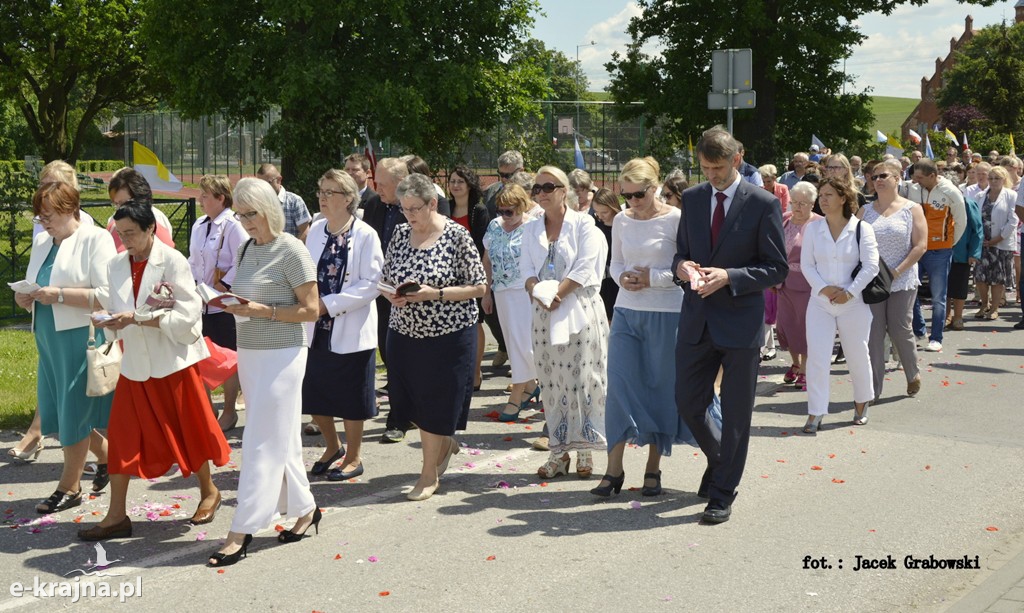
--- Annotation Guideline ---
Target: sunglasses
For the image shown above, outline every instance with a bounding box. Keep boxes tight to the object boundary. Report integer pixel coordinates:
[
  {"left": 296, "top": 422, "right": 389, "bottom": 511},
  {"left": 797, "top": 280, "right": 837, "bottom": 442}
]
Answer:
[
  {"left": 498, "top": 171, "right": 516, "bottom": 180},
  {"left": 621, "top": 187, "right": 650, "bottom": 201},
  {"left": 496, "top": 208, "right": 517, "bottom": 218},
  {"left": 531, "top": 182, "right": 563, "bottom": 195},
  {"left": 871, "top": 173, "right": 892, "bottom": 181}
]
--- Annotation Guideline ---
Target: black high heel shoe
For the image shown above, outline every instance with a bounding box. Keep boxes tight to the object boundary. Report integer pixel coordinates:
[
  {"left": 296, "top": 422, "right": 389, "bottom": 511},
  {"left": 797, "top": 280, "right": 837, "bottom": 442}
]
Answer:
[
  {"left": 91, "top": 464, "right": 109, "bottom": 492},
  {"left": 590, "top": 472, "right": 625, "bottom": 497},
  {"left": 641, "top": 470, "right": 663, "bottom": 496},
  {"left": 278, "top": 507, "right": 322, "bottom": 544},
  {"left": 208, "top": 534, "right": 252, "bottom": 567}
]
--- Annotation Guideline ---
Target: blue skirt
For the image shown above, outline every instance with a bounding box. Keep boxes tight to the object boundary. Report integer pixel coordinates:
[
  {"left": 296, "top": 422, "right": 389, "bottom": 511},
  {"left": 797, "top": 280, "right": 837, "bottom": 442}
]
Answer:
[
  {"left": 386, "top": 325, "right": 476, "bottom": 436},
  {"left": 605, "top": 308, "right": 721, "bottom": 455}
]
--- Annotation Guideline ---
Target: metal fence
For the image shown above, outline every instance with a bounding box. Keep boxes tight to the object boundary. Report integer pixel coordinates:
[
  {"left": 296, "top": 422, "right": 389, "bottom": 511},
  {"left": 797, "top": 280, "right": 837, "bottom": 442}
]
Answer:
[
  {"left": 121, "top": 102, "right": 656, "bottom": 188},
  {"left": 0, "top": 199, "right": 196, "bottom": 320}
]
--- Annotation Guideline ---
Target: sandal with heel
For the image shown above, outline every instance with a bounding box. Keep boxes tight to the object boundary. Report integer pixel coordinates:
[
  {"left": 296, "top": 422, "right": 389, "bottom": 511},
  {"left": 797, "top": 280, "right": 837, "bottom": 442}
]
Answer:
[
  {"left": 576, "top": 451, "right": 594, "bottom": 479},
  {"left": 537, "top": 453, "right": 570, "bottom": 479},
  {"left": 590, "top": 472, "right": 625, "bottom": 497},
  {"left": 641, "top": 470, "right": 663, "bottom": 496},
  {"left": 498, "top": 402, "right": 523, "bottom": 423},
  {"left": 208, "top": 534, "right": 253, "bottom": 567}
]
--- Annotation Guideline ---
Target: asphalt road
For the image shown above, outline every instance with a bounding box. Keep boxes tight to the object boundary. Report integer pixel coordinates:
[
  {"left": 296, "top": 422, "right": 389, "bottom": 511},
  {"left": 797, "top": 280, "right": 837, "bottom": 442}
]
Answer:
[{"left": 1, "top": 305, "right": 1022, "bottom": 612}]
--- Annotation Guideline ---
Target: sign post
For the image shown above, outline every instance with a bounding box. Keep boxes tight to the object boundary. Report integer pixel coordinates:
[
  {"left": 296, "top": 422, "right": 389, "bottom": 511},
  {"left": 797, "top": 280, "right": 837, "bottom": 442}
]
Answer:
[{"left": 708, "top": 49, "right": 756, "bottom": 134}]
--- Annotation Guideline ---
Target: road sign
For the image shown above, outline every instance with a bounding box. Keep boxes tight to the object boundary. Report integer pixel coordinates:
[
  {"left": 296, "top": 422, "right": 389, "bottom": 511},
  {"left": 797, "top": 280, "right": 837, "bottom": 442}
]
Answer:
[
  {"left": 711, "top": 49, "right": 752, "bottom": 92},
  {"left": 707, "top": 91, "right": 756, "bottom": 110}
]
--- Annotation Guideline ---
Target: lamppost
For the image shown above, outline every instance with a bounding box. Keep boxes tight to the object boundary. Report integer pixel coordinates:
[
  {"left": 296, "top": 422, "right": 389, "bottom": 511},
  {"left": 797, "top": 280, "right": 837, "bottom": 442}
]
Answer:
[{"left": 575, "top": 40, "right": 596, "bottom": 146}]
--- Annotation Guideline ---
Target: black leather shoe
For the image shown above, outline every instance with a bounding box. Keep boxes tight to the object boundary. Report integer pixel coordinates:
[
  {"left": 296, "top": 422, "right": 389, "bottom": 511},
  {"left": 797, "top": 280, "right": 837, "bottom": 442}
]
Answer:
[
  {"left": 697, "top": 467, "right": 713, "bottom": 499},
  {"left": 310, "top": 448, "right": 344, "bottom": 476},
  {"left": 702, "top": 499, "right": 732, "bottom": 524},
  {"left": 641, "top": 470, "right": 663, "bottom": 497},
  {"left": 327, "top": 464, "right": 364, "bottom": 481},
  {"left": 1014, "top": 320, "right": 1024, "bottom": 330}
]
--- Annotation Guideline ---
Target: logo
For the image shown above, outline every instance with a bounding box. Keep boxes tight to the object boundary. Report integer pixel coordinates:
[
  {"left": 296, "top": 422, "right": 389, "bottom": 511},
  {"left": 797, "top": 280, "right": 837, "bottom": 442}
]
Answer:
[{"left": 64, "top": 543, "right": 124, "bottom": 578}]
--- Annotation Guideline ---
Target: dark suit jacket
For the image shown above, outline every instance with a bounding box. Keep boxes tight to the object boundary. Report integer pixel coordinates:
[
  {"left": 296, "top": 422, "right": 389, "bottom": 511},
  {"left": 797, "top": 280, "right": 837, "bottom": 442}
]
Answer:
[
  {"left": 358, "top": 186, "right": 378, "bottom": 210},
  {"left": 672, "top": 179, "right": 788, "bottom": 349}
]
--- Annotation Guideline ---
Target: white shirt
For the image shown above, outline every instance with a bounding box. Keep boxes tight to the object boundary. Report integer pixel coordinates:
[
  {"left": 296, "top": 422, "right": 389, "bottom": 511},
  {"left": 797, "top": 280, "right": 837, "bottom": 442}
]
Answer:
[
  {"left": 610, "top": 208, "right": 683, "bottom": 313},
  {"left": 710, "top": 173, "right": 742, "bottom": 223},
  {"left": 800, "top": 216, "right": 879, "bottom": 300}
]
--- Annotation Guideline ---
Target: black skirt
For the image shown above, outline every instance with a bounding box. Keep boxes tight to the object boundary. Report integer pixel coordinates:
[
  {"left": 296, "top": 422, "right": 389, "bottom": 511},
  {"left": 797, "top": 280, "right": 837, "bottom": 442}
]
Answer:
[
  {"left": 202, "top": 311, "right": 237, "bottom": 351},
  {"left": 301, "top": 347, "right": 377, "bottom": 420},
  {"left": 386, "top": 325, "right": 476, "bottom": 436}
]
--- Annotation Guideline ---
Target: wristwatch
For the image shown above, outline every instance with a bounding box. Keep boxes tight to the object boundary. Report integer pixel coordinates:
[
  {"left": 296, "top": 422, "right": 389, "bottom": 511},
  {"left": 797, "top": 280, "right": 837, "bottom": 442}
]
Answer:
[{"left": 57, "top": 288, "right": 64, "bottom": 304}]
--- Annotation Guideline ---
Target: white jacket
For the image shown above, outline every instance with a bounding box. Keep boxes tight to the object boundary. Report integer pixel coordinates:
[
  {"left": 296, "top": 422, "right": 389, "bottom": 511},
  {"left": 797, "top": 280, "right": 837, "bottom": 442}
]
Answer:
[
  {"left": 103, "top": 240, "right": 209, "bottom": 381},
  {"left": 980, "top": 188, "right": 1020, "bottom": 251},
  {"left": 25, "top": 223, "right": 116, "bottom": 331},
  {"left": 519, "top": 206, "right": 607, "bottom": 289},
  {"left": 303, "top": 217, "right": 383, "bottom": 354}
]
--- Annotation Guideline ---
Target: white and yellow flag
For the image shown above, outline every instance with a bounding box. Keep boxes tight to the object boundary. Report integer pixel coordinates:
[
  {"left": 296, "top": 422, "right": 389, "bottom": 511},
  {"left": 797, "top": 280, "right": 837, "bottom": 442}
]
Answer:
[{"left": 132, "top": 141, "right": 182, "bottom": 192}]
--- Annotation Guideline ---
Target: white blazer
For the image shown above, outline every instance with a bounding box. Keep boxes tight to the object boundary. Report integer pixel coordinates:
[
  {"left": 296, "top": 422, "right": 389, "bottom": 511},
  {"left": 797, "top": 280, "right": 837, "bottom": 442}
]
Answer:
[
  {"left": 303, "top": 217, "right": 383, "bottom": 354},
  {"left": 801, "top": 216, "right": 879, "bottom": 301},
  {"left": 103, "top": 240, "right": 209, "bottom": 381},
  {"left": 980, "top": 188, "right": 1019, "bottom": 251},
  {"left": 25, "top": 223, "right": 116, "bottom": 331},
  {"left": 519, "top": 206, "right": 607, "bottom": 289}
]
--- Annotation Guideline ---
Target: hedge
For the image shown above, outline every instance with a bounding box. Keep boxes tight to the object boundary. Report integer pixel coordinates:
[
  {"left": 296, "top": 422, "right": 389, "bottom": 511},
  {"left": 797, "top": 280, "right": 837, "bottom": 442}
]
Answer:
[{"left": 0, "top": 160, "right": 124, "bottom": 175}]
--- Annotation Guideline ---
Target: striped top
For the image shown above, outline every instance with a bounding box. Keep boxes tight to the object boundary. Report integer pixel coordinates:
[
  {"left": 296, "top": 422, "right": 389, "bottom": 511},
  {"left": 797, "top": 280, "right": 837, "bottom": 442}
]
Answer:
[{"left": 231, "top": 233, "right": 316, "bottom": 350}]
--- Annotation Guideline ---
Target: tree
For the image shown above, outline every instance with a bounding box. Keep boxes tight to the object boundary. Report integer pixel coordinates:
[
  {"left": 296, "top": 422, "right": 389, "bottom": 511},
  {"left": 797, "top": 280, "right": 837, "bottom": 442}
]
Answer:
[
  {"left": 142, "top": 0, "right": 547, "bottom": 196},
  {"left": 0, "top": 0, "right": 153, "bottom": 162},
  {"left": 938, "top": 22, "right": 1024, "bottom": 135},
  {"left": 604, "top": 0, "right": 930, "bottom": 166}
]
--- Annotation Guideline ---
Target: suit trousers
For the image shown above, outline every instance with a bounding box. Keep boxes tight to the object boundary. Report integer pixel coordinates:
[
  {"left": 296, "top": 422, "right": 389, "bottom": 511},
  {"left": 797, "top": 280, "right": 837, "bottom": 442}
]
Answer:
[
  {"left": 675, "top": 326, "right": 758, "bottom": 504},
  {"left": 868, "top": 289, "right": 920, "bottom": 399},
  {"left": 805, "top": 296, "right": 874, "bottom": 416},
  {"left": 377, "top": 295, "right": 412, "bottom": 432},
  {"left": 232, "top": 346, "right": 316, "bottom": 534}
]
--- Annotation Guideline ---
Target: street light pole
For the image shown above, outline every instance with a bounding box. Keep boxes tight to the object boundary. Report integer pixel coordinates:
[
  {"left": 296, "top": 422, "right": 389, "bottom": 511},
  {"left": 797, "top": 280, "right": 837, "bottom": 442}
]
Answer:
[{"left": 575, "top": 40, "right": 596, "bottom": 147}]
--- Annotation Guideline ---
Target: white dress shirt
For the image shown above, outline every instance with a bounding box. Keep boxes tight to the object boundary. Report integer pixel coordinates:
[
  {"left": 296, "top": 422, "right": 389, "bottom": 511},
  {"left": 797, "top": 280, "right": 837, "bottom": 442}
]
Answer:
[
  {"left": 710, "top": 173, "right": 742, "bottom": 223},
  {"left": 800, "top": 216, "right": 879, "bottom": 300}
]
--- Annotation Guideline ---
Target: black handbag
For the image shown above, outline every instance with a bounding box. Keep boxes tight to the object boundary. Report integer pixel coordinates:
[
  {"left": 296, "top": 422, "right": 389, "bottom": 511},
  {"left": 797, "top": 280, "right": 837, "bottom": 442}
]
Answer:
[{"left": 851, "top": 220, "right": 894, "bottom": 304}]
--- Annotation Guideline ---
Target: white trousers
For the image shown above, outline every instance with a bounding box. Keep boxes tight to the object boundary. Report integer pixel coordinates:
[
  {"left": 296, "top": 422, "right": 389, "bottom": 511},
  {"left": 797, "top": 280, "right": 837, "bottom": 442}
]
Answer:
[
  {"left": 231, "top": 346, "right": 316, "bottom": 534},
  {"left": 805, "top": 296, "right": 874, "bottom": 416},
  {"left": 494, "top": 288, "right": 537, "bottom": 383}
]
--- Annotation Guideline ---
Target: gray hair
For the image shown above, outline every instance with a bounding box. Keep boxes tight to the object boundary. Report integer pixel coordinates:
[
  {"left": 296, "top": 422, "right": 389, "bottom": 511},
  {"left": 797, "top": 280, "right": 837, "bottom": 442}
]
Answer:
[
  {"left": 376, "top": 157, "right": 409, "bottom": 180},
  {"left": 234, "top": 177, "right": 284, "bottom": 236},
  {"left": 497, "top": 150, "right": 524, "bottom": 170},
  {"left": 758, "top": 164, "right": 778, "bottom": 179},
  {"left": 789, "top": 181, "right": 818, "bottom": 202},
  {"left": 396, "top": 173, "right": 438, "bottom": 205},
  {"left": 319, "top": 169, "right": 360, "bottom": 215},
  {"left": 568, "top": 168, "right": 593, "bottom": 190},
  {"left": 510, "top": 171, "right": 534, "bottom": 192}
]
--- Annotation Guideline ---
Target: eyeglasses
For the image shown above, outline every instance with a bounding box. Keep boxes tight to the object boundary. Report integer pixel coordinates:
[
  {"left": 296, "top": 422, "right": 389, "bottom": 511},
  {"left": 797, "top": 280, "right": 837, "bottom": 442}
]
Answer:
[
  {"left": 621, "top": 187, "right": 651, "bottom": 201},
  {"left": 316, "top": 189, "right": 348, "bottom": 198},
  {"left": 791, "top": 200, "right": 814, "bottom": 208},
  {"left": 32, "top": 213, "right": 54, "bottom": 225},
  {"left": 871, "top": 173, "right": 892, "bottom": 181},
  {"left": 662, "top": 191, "right": 679, "bottom": 201},
  {"left": 400, "top": 202, "right": 430, "bottom": 216},
  {"left": 825, "top": 165, "right": 844, "bottom": 171},
  {"left": 234, "top": 210, "right": 260, "bottom": 221},
  {"left": 496, "top": 208, "right": 517, "bottom": 218},
  {"left": 531, "top": 182, "right": 563, "bottom": 195}
]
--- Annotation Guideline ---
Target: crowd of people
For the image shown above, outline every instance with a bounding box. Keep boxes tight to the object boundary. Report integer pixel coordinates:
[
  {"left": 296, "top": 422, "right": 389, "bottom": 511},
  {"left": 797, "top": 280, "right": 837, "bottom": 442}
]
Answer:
[{"left": 7, "top": 128, "right": 1023, "bottom": 549}]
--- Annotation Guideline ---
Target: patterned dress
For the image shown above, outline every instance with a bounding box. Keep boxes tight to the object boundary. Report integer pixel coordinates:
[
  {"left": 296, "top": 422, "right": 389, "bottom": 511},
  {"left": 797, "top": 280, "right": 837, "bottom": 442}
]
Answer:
[{"left": 532, "top": 242, "right": 609, "bottom": 454}]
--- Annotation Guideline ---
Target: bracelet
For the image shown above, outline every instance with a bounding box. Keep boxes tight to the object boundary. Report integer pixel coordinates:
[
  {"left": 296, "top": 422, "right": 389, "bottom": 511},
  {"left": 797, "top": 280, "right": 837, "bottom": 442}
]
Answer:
[
  {"left": 271, "top": 305, "right": 277, "bottom": 320},
  {"left": 438, "top": 288, "right": 444, "bottom": 301}
]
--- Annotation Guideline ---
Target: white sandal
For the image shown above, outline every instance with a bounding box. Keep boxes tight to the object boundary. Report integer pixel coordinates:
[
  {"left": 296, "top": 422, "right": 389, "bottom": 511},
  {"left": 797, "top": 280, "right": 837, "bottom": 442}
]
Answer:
[{"left": 537, "top": 453, "right": 569, "bottom": 479}]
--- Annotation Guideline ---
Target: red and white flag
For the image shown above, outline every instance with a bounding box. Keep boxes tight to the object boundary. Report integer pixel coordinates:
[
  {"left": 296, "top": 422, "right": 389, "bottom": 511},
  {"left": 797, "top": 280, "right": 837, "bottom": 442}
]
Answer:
[
  {"left": 908, "top": 129, "right": 921, "bottom": 144},
  {"left": 961, "top": 132, "right": 970, "bottom": 152}
]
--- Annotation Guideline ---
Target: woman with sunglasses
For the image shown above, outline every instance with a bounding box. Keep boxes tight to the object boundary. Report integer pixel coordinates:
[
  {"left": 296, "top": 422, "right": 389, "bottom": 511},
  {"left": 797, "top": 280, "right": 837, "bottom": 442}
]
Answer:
[
  {"left": 660, "top": 171, "right": 688, "bottom": 210},
  {"left": 448, "top": 165, "right": 495, "bottom": 391},
  {"left": 521, "top": 166, "right": 608, "bottom": 480},
  {"left": 482, "top": 184, "right": 541, "bottom": 421},
  {"left": 859, "top": 159, "right": 927, "bottom": 402},
  {"left": 593, "top": 158, "right": 720, "bottom": 497}
]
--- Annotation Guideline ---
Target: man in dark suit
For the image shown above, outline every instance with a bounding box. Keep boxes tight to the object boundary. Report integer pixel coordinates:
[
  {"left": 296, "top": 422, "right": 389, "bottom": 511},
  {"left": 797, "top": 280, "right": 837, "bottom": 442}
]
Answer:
[
  {"left": 672, "top": 127, "right": 788, "bottom": 524},
  {"left": 345, "top": 153, "right": 377, "bottom": 209}
]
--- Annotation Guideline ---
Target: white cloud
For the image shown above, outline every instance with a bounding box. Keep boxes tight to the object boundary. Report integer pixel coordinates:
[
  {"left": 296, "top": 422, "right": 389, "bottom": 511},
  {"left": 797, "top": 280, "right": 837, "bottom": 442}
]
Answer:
[{"left": 579, "top": 2, "right": 647, "bottom": 90}]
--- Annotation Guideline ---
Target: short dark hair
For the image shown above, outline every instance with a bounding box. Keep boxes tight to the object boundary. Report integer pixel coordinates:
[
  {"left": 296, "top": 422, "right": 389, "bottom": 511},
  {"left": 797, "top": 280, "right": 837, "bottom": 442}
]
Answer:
[
  {"left": 820, "top": 177, "right": 858, "bottom": 219},
  {"left": 405, "top": 155, "right": 432, "bottom": 178},
  {"left": 108, "top": 168, "right": 153, "bottom": 206},
  {"left": 696, "top": 126, "right": 740, "bottom": 162},
  {"left": 112, "top": 200, "right": 157, "bottom": 232},
  {"left": 914, "top": 158, "right": 937, "bottom": 177}
]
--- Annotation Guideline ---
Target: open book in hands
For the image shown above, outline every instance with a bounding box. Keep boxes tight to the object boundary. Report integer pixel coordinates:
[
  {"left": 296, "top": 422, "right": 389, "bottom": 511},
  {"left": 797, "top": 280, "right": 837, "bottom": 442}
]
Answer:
[
  {"left": 196, "top": 283, "right": 250, "bottom": 309},
  {"left": 377, "top": 281, "right": 422, "bottom": 296}
]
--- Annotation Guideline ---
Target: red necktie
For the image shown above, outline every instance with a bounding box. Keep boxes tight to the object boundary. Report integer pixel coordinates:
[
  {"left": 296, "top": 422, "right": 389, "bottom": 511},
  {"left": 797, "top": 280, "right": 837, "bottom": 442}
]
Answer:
[{"left": 711, "top": 191, "right": 726, "bottom": 247}]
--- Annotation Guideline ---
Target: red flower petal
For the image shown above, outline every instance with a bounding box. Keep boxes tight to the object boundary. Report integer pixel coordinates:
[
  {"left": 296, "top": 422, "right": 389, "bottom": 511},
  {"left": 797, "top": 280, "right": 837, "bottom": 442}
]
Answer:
[
  {"left": 811, "top": 466, "right": 823, "bottom": 471},
  {"left": 486, "top": 555, "right": 496, "bottom": 561},
  {"left": 334, "top": 554, "right": 342, "bottom": 560},
  {"left": 274, "top": 524, "right": 284, "bottom": 532},
  {"left": 831, "top": 478, "right": 845, "bottom": 483},
  {"left": 379, "top": 591, "right": 391, "bottom": 597},
  {"left": 986, "top": 526, "right": 999, "bottom": 532}
]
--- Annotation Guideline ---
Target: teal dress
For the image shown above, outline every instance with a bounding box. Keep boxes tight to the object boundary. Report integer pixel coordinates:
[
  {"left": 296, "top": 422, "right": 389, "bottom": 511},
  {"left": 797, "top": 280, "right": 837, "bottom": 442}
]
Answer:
[{"left": 34, "top": 244, "right": 112, "bottom": 446}]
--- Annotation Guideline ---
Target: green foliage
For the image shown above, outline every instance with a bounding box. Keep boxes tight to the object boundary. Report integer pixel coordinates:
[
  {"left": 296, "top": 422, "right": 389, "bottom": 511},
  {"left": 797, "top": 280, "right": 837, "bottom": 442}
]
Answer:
[
  {"left": 0, "top": 100, "right": 37, "bottom": 159},
  {"left": 0, "top": 0, "right": 153, "bottom": 162},
  {"left": 604, "top": 0, "right": 910, "bottom": 166},
  {"left": 0, "top": 166, "right": 37, "bottom": 321},
  {"left": 142, "top": 0, "right": 546, "bottom": 200},
  {"left": 0, "top": 329, "right": 38, "bottom": 427},
  {"left": 938, "top": 22, "right": 1024, "bottom": 134}
]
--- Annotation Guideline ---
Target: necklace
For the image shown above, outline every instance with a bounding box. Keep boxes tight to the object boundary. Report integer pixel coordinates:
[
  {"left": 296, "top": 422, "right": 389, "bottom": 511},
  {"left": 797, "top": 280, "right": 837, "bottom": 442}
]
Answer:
[{"left": 328, "top": 217, "right": 354, "bottom": 236}]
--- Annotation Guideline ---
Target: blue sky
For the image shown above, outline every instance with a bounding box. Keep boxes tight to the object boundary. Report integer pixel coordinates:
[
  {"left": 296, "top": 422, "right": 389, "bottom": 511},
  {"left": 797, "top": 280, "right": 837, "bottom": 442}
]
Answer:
[{"left": 531, "top": 0, "right": 1017, "bottom": 99}]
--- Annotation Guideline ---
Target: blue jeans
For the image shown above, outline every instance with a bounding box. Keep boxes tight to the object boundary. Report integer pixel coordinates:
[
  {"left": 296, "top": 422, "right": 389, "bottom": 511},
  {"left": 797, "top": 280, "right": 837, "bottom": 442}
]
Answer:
[{"left": 913, "top": 248, "right": 952, "bottom": 343}]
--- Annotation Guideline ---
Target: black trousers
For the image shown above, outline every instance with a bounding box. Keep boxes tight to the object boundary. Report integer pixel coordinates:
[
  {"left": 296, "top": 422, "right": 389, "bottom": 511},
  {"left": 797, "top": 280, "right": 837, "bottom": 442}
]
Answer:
[
  {"left": 675, "top": 325, "right": 759, "bottom": 505},
  {"left": 376, "top": 296, "right": 412, "bottom": 432}
]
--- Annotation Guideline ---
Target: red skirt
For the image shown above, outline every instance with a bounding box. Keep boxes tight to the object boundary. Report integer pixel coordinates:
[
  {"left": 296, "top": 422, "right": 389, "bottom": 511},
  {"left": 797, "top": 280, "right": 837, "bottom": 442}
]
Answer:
[{"left": 108, "top": 363, "right": 231, "bottom": 479}]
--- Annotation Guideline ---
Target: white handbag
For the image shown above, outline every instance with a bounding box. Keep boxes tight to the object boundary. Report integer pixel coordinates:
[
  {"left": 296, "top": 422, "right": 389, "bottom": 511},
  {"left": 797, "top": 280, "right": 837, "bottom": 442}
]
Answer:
[{"left": 85, "top": 294, "right": 122, "bottom": 397}]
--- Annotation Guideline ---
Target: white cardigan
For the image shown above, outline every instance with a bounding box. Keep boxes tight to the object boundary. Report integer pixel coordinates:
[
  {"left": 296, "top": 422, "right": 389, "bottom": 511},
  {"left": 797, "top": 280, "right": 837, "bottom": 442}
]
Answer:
[
  {"left": 25, "top": 223, "right": 116, "bottom": 331},
  {"left": 103, "top": 240, "right": 209, "bottom": 381},
  {"left": 980, "top": 188, "right": 1019, "bottom": 251},
  {"left": 303, "top": 217, "right": 383, "bottom": 354}
]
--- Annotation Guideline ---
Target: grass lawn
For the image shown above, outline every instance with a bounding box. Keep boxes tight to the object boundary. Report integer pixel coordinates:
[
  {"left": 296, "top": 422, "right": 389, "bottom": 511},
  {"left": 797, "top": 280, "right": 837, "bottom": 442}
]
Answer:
[
  {"left": 0, "top": 328, "right": 37, "bottom": 429},
  {"left": 871, "top": 96, "right": 918, "bottom": 137}
]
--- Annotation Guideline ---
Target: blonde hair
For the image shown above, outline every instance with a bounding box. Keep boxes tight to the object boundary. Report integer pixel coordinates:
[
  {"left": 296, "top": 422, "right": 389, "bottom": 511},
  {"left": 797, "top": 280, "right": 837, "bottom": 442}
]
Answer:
[
  {"left": 535, "top": 165, "right": 571, "bottom": 206},
  {"left": 495, "top": 183, "right": 534, "bottom": 215},
  {"left": 199, "top": 174, "right": 233, "bottom": 208},
  {"left": 319, "top": 169, "right": 360, "bottom": 214},
  {"left": 39, "top": 160, "right": 79, "bottom": 191},
  {"left": 619, "top": 157, "right": 660, "bottom": 188},
  {"left": 233, "top": 177, "right": 284, "bottom": 235}
]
